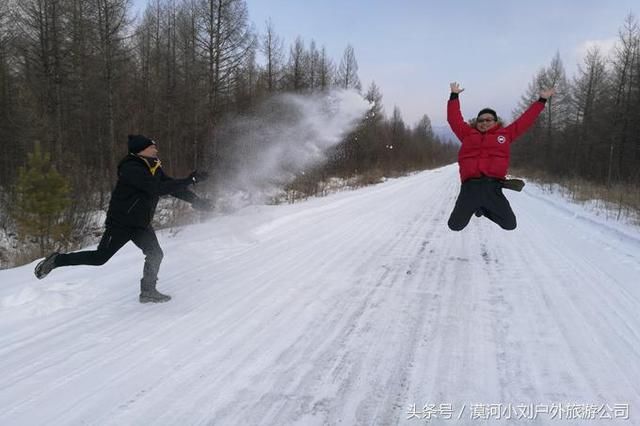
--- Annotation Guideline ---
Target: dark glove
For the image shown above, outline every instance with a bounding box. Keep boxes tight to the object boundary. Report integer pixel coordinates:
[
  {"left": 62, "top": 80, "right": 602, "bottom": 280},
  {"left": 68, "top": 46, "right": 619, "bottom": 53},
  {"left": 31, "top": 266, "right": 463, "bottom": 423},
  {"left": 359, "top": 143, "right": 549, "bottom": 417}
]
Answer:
[
  {"left": 501, "top": 179, "right": 525, "bottom": 192},
  {"left": 191, "top": 198, "right": 214, "bottom": 211},
  {"left": 189, "top": 170, "right": 209, "bottom": 184}
]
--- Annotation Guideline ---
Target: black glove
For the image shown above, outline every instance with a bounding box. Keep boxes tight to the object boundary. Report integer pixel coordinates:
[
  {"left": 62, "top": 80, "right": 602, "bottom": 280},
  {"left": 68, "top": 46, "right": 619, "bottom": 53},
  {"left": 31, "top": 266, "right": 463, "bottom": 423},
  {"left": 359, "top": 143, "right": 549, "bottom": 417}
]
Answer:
[
  {"left": 501, "top": 179, "right": 525, "bottom": 192},
  {"left": 191, "top": 198, "right": 214, "bottom": 211},
  {"left": 189, "top": 170, "right": 209, "bottom": 184}
]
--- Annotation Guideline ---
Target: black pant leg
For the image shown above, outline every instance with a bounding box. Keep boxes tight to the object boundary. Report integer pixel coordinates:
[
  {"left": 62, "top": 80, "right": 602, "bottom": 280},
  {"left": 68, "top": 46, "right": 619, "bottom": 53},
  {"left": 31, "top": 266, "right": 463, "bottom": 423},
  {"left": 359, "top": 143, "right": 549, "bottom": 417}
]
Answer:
[
  {"left": 55, "top": 226, "right": 132, "bottom": 267},
  {"left": 482, "top": 181, "right": 517, "bottom": 230},
  {"left": 447, "top": 182, "right": 481, "bottom": 231},
  {"left": 130, "top": 227, "right": 164, "bottom": 284}
]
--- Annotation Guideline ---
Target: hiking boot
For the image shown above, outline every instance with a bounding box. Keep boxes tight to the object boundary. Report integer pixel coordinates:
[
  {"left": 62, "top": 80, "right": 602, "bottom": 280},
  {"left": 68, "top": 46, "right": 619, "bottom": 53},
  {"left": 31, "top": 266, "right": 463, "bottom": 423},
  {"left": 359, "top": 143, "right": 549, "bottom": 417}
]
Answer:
[
  {"left": 34, "top": 252, "right": 59, "bottom": 279},
  {"left": 139, "top": 288, "right": 172, "bottom": 303},
  {"left": 139, "top": 279, "right": 171, "bottom": 303}
]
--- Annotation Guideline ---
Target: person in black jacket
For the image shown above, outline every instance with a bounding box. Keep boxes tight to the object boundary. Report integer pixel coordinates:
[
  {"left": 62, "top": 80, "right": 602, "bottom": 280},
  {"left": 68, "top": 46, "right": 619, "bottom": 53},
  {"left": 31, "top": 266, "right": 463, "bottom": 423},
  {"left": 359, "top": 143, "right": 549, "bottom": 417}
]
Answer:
[{"left": 34, "top": 135, "right": 213, "bottom": 303}]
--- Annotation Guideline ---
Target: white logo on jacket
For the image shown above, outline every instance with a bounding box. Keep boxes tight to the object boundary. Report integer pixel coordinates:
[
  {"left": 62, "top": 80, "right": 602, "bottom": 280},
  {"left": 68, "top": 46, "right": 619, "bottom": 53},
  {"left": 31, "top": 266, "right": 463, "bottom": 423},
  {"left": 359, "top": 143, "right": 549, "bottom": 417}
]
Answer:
[{"left": 497, "top": 135, "right": 506, "bottom": 144}]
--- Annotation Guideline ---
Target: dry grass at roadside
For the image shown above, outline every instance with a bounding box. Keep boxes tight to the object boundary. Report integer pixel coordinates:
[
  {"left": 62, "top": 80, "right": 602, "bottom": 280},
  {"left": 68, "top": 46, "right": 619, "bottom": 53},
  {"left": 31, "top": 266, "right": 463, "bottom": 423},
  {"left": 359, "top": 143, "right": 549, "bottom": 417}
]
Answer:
[{"left": 512, "top": 168, "right": 640, "bottom": 226}]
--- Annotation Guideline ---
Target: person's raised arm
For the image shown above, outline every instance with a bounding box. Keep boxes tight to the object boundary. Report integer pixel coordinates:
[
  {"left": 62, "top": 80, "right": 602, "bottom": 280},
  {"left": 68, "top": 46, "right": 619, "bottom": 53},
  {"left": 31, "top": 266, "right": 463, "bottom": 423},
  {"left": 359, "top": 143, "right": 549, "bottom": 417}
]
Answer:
[
  {"left": 447, "top": 82, "right": 471, "bottom": 141},
  {"left": 449, "top": 82, "right": 464, "bottom": 95},
  {"left": 505, "top": 87, "right": 555, "bottom": 141}
]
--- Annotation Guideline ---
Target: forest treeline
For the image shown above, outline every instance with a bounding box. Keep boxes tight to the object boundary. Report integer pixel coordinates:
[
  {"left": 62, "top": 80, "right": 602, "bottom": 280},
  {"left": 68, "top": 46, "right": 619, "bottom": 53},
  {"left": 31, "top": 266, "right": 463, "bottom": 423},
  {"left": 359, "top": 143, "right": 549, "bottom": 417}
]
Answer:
[
  {"left": 510, "top": 15, "right": 640, "bottom": 217},
  {"left": 0, "top": 0, "right": 455, "bottom": 190},
  {"left": 0, "top": 0, "right": 455, "bottom": 264}
]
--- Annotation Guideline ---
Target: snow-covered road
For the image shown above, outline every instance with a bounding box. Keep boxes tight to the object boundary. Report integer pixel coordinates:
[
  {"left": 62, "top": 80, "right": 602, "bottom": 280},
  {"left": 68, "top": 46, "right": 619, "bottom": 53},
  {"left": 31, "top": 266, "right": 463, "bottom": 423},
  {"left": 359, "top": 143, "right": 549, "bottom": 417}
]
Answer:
[{"left": 1, "top": 165, "right": 639, "bottom": 425}]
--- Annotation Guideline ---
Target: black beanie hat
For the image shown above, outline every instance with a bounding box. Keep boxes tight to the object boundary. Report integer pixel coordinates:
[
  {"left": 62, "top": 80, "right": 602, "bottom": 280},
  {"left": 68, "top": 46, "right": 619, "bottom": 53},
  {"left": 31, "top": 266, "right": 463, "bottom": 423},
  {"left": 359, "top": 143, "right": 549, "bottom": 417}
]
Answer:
[
  {"left": 128, "top": 134, "right": 155, "bottom": 154},
  {"left": 477, "top": 108, "right": 498, "bottom": 121}
]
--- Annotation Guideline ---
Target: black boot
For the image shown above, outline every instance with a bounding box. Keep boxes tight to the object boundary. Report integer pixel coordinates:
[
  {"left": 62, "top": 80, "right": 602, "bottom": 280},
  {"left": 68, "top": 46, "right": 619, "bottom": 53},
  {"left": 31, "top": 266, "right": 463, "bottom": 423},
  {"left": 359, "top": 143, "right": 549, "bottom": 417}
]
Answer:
[
  {"left": 35, "top": 252, "right": 60, "bottom": 279},
  {"left": 139, "top": 280, "right": 171, "bottom": 304}
]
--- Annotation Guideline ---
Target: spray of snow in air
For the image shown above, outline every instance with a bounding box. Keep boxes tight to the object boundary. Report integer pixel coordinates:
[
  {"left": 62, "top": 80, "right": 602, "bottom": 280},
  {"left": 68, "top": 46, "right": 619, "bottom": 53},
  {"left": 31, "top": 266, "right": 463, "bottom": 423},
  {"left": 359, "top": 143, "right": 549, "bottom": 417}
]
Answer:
[{"left": 210, "top": 89, "right": 371, "bottom": 210}]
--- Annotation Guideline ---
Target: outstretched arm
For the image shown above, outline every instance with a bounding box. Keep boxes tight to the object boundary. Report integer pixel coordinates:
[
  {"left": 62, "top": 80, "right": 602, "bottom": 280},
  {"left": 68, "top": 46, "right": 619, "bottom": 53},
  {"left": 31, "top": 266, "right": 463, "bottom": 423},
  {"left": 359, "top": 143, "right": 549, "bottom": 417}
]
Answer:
[
  {"left": 171, "top": 188, "right": 214, "bottom": 211},
  {"left": 505, "top": 87, "right": 555, "bottom": 141},
  {"left": 157, "top": 169, "right": 209, "bottom": 196},
  {"left": 447, "top": 82, "right": 471, "bottom": 141},
  {"left": 163, "top": 170, "right": 214, "bottom": 210},
  {"left": 119, "top": 162, "right": 192, "bottom": 196}
]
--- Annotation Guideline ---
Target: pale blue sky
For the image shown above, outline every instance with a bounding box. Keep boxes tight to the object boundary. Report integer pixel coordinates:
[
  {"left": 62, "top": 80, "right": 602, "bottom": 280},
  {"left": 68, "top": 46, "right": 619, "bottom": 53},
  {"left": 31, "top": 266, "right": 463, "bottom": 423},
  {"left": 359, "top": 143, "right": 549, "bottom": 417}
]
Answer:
[{"left": 133, "top": 0, "right": 637, "bottom": 126}]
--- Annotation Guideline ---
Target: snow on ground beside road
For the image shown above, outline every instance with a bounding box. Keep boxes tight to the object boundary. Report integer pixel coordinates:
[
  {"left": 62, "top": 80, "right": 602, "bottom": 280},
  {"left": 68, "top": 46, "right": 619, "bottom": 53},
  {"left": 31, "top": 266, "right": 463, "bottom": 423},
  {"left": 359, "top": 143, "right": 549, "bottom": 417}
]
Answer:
[{"left": 1, "top": 164, "right": 639, "bottom": 425}]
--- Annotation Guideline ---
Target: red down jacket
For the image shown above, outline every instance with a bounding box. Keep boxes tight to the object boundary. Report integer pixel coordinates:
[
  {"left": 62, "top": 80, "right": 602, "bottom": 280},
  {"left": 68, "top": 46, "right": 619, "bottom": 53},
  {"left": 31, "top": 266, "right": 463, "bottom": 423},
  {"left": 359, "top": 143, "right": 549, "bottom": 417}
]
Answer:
[{"left": 447, "top": 96, "right": 545, "bottom": 182}]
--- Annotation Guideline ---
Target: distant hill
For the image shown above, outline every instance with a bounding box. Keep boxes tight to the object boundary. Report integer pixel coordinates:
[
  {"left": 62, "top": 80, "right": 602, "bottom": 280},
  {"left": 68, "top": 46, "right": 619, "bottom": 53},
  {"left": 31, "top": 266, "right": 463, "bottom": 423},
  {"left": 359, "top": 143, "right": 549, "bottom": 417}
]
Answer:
[{"left": 432, "top": 125, "right": 459, "bottom": 144}]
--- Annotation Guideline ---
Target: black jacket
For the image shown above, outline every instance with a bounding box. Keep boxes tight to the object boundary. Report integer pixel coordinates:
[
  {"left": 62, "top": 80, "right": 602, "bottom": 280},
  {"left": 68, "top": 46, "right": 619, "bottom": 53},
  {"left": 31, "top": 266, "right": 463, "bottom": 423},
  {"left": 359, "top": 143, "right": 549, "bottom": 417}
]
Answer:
[{"left": 106, "top": 154, "right": 196, "bottom": 228}]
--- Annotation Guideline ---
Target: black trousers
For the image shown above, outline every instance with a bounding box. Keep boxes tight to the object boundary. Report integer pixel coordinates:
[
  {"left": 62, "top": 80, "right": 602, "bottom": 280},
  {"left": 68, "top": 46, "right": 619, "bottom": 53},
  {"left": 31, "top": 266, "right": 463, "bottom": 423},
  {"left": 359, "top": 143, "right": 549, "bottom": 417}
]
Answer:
[
  {"left": 448, "top": 177, "right": 517, "bottom": 231},
  {"left": 55, "top": 224, "right": 164, "bottom": 284}
]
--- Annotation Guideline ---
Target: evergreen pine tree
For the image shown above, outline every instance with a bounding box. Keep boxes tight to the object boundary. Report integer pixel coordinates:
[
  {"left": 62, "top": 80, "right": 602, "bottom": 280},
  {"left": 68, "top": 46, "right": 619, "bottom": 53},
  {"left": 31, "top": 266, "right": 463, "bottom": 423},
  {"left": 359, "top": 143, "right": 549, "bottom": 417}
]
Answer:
[{"left": 13, "top": 142, "right": 71, "bottom": 255}]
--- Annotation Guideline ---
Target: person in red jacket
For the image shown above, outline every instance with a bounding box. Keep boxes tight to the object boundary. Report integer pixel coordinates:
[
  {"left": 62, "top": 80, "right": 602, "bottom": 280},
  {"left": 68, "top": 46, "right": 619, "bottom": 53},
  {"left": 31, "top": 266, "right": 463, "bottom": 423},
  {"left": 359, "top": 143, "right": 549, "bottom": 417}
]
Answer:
[{"left": 447, "top": 82, "right": 555, "bottom": 231}]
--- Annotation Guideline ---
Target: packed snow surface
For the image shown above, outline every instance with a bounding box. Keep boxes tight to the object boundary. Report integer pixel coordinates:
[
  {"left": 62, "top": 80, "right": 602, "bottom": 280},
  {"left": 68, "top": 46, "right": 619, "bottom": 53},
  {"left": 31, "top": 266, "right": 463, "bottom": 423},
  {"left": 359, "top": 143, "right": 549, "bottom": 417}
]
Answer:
[{"left": 1, "top": 165, "right": 639, "bottom": 425}]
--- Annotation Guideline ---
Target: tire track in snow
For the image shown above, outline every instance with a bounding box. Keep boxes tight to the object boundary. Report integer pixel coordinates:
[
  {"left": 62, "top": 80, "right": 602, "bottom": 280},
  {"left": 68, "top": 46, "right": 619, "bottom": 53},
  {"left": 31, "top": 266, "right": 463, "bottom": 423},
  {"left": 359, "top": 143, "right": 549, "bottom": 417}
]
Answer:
[
  {"left": 81, "top": 171, "right": 454, "bottom": 425},
  {"left": 196, "top": 172, "right": 455, "bottom": 425}
]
